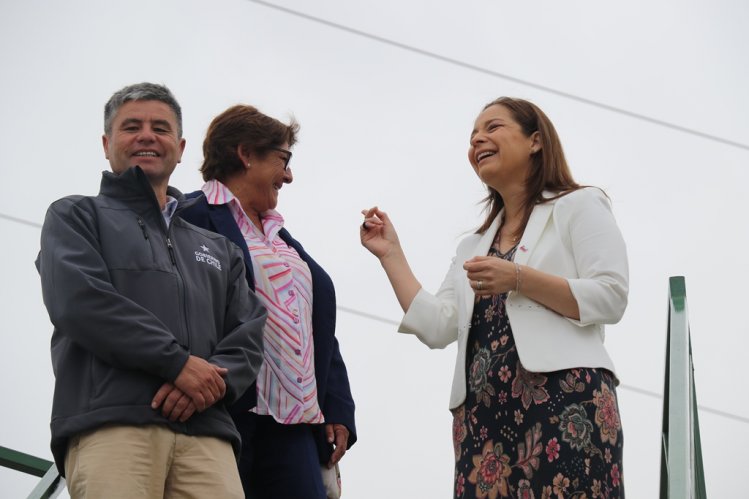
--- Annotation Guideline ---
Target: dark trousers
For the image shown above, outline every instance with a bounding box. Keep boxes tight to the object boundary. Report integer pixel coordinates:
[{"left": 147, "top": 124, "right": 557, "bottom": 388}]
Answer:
[{"left": 234, "top": 412, "right": 326, "bottom": 499}]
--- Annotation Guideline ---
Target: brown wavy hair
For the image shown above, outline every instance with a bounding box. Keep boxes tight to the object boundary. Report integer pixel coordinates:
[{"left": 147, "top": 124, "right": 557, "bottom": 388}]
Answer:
[
  {"left": 475, "top": 97, "right": 581, "bottom": 236},
  {"left": 200, "top": 105, "right": 299, "bottom": 182}
]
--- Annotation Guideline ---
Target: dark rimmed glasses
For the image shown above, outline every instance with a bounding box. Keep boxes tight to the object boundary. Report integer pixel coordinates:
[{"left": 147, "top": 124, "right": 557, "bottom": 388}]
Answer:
[{"left": 270, "top": 146, "right": 293, "bottom": 171}]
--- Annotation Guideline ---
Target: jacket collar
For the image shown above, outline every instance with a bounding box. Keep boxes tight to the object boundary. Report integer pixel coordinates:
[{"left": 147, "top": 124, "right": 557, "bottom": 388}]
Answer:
[
  {"left": 469, "top": 192, "right": 556, "bottom": 263},
  {"left": 100, "top": 166, "right": 190, "bottom": 212},
  {"left": 198, "top": 198, "right": 311, "bottom": 290},
  {"left": 514, "top": 201, "right": 553, "bottom": 265}
]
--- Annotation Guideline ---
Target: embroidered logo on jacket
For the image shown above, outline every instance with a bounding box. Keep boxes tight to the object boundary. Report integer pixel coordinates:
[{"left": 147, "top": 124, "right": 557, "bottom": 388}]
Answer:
[{"left": 194, "top": 244, "right": 222, "bottom": 270}]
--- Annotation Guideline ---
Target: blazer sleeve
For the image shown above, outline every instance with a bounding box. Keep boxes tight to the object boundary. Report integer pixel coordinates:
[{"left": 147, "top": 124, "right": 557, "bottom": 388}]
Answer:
[
  {"left": 556, "top": 188, "right": 629, "bottom": 326},
  {"left": 320, "top": 336, "right": 357, "bottom": 447},
  {"left": 398, "top": 253, "right": 462, "bottom": 349}
]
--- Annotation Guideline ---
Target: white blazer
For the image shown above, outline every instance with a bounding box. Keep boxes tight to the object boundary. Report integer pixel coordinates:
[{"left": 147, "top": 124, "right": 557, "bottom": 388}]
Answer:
[{"left": 399, "top": 187, "right": 629, "bottom": 410}]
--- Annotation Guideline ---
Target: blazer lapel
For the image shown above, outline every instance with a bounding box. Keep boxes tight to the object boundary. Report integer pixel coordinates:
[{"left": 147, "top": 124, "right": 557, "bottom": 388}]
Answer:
[
  {"left": 207, "top": 204, "right": 256, "bottom": 288},
  {"left": 514, "top": 201, "right": 554, "bottom": 265},
  {"left": 461, "top": 215, "right": 502, "bottom": 319},
  {"left": 474, "top": 215, "right": 502, "bottom": 257},
  {"left": 458, "top": 198, "right": 554, "bottom": 317}
]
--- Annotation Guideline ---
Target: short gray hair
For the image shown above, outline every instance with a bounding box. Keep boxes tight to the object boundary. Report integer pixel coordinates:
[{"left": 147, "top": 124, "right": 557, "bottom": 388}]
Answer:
[{"left": 104, "top": 82, "right": 183, "bottom": 137}]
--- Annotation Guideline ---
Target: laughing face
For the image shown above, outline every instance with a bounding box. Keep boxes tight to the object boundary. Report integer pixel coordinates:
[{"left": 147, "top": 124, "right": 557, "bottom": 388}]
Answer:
[
  {"left": 468, "top": 104, "right": 539, "bottom": 191},
  {"left": 102, "top": 99, "right": 186, "bottom": 184},
  {"left": 242, "top": 142, "right": 293, "bottom": 216}
]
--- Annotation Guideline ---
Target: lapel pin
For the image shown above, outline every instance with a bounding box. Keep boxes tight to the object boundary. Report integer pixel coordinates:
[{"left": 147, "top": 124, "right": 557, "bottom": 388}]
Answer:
[{"left": 520, "top": 245, "right": 528, "bottom": 252}]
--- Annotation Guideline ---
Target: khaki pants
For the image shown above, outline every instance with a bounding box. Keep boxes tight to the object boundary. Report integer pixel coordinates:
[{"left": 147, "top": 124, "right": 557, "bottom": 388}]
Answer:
[{"left": 65, "top": 424, "right": 243, "bottom": 499}]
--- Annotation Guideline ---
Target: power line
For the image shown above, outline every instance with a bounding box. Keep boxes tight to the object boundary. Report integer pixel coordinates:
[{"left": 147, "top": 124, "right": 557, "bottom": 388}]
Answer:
[
  {"left": 617, "top": 383, "right": 749, "bottom": 424},
  {"left": 0, "top": 212, "right": 41, "bottom": 228},
  {"left": 247, "top": 0, "right": 749, "bottom": 152},
  {"left": 695, "top": 404, "right": 749, "bottom": 424},
  {"left": 337, "top": 305, "right": 749, "bottom": 424},
  {"left": 337, "top": 305, "right": 399, "bottom": 326}
]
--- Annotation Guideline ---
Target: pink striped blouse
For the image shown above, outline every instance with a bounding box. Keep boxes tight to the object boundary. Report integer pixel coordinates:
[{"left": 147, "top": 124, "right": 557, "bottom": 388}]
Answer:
[{"left": 202, "top": 180, "right": 323, "bottom": 424}]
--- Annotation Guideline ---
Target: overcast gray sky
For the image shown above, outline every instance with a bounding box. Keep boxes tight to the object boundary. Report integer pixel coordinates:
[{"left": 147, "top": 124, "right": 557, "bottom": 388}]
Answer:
[{"left": 2, "top": 1, "right": 748, "bottom": 497}]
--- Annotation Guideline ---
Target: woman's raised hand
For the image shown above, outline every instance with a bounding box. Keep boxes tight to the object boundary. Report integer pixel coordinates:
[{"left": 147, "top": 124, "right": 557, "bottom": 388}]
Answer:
[
  {"left": 360, "top": 206, "right": 421, "bottom": 312},
  {"left": 360, "top": 206, "right": 401, "bottom": 260}
]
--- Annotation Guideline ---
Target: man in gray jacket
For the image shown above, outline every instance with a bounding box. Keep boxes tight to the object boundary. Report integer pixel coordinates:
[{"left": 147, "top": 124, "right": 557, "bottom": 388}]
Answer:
[{"left": 36, "top": 82, "right": 266, "bottom": 498}]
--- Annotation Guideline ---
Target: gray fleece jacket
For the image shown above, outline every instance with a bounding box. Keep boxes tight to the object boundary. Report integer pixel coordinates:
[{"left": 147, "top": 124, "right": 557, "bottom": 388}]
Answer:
[{"left": 36, "top": 166, "right": 266, "bottom": 476}]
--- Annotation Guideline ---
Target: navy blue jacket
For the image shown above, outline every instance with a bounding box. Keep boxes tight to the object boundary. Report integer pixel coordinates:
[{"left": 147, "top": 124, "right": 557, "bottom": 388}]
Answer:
[{"left": 180, "top": 192, "right": 357, "bottom": 461}]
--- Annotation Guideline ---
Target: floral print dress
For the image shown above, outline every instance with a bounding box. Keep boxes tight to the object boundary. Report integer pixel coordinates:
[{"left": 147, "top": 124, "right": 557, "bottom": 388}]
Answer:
[{"left": 452, "top": 238, "right": 624, "bottom": 499}]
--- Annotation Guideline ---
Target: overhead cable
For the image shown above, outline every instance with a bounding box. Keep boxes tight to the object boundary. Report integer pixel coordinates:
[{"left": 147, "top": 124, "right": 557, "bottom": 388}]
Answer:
[
  {"left": 336, "top": 306, "right": 749, "bottom": 424},
  {"left": 0, "top": 212, "right": 42, "bottom": 228},
  {"left": 247, "top": 0, "right": 749, "bottom": 152}
]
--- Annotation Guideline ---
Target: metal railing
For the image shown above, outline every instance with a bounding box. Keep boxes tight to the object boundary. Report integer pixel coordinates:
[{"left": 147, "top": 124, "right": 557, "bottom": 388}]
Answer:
[
  {"left": 0, "top": 445, "right": 64, "bottom": 498},
  {"left": 659, "top": 276, "right": 707, "bottom": 498}
]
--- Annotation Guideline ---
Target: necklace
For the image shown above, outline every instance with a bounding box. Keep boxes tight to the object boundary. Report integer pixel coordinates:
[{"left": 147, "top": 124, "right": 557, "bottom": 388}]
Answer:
[
  {"left": 500, "top": 226, "right": 521, "bottom": 243},
  {"left": 493, "top": 227, "right": 520, "bottom": 249}
]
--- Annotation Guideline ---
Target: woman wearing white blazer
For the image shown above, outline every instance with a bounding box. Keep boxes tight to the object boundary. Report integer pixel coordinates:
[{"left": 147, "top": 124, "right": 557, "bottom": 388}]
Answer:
[{"left": 361, "top": 97, "right": 628, "bottom": 498}]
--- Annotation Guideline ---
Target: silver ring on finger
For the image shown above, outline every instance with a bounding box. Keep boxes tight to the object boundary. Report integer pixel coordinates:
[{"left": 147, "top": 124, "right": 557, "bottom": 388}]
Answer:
[{"left": 477, "top": 279, "right": 483, "bottom": 291}]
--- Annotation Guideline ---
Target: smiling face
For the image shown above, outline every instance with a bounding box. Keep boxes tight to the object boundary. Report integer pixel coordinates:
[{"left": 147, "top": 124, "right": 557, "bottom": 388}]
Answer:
[
  {"left": 240, "top": 142, "right": 293, "bottom": 218},
  {"left": 468, "top": 104, "right": 539, "bottom": 193},
  {"left": 102, "top": 99, "right": 186, "bottom": 185}
]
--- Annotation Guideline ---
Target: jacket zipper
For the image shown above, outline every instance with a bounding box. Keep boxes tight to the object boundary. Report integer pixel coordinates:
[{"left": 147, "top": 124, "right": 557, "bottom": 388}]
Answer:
[
  {"left": 137, "top": 217, "right": 149, "bottom": 239},
  {"left": 165, "top": 223, "right": 191, "bottom": 364},
  {"left": 166, "top": 237, "right": 177, "bottom": 265},
  {"left": 165, "top": 222, "right": 190, "bottom": 432}
]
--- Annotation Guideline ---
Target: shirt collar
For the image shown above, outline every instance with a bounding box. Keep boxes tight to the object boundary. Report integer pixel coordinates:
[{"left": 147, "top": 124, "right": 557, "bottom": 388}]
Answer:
[
  {"left": 162, "top": 195, "right": 178, "bottom": 226},
  {"left": 201, "top": 179, "right": 286, "bottom": 236}
]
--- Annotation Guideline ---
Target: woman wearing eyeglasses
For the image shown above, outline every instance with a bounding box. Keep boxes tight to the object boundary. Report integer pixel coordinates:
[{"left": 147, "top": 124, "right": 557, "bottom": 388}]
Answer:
[{"left": 180, "top": 105, "right": 356, "bottom": 499}]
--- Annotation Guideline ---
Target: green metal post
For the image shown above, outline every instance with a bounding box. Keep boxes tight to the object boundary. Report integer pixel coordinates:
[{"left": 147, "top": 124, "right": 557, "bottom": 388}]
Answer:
[
  {"left": 659, "top": 276, "right": 708, "bottom": 498},
  {"left": 27, "top": 463, "right": 64, "bottom": 499}
]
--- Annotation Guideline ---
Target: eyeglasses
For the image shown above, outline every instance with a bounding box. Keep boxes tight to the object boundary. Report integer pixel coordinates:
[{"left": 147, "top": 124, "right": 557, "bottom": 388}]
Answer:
[{"left": 270, "top": 146, "right": 293, "bottom": 171}]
